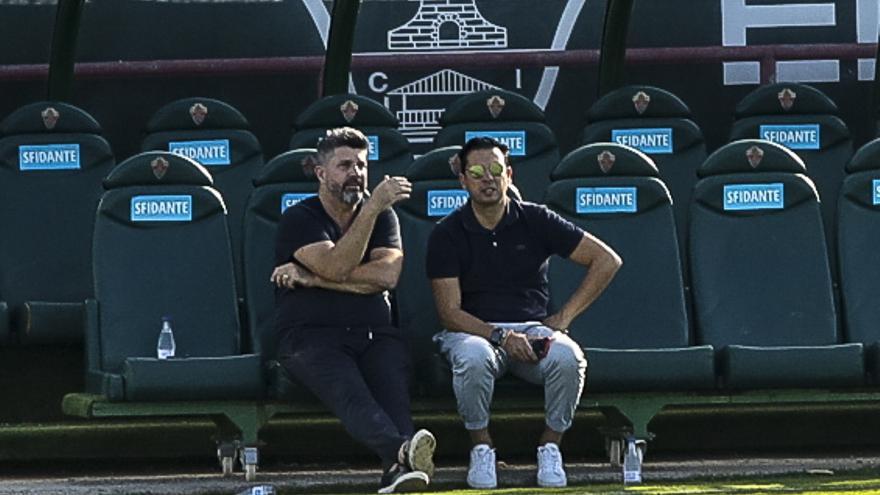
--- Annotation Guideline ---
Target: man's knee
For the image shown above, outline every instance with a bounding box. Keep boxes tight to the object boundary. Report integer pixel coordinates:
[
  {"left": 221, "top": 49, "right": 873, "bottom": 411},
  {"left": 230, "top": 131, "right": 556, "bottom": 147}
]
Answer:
[
  {"left": 449, "top": 338, "right": 500, "bottom": 378},
  {"left": 545, "top": 336, "right": 587, "bottom": 377}
]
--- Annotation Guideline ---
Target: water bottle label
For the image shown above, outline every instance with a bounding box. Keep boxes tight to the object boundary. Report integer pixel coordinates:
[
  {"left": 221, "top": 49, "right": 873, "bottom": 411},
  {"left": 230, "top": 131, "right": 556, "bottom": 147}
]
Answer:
[
  {"left": 624, "top": 470, "right": 642, "bottom": 483},
  {"left": 157, "top": 349, "right": 174, "bottom": 360}
]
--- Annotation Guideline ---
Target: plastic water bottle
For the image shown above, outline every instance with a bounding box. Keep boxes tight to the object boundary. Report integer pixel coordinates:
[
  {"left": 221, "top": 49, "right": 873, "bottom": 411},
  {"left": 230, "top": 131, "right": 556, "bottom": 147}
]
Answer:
[
  {"left": 157, "top": 316, "right": 176, "bottom": 359},
  {"left": 622, "top": 437, "right": 642, "bottom": 484}
]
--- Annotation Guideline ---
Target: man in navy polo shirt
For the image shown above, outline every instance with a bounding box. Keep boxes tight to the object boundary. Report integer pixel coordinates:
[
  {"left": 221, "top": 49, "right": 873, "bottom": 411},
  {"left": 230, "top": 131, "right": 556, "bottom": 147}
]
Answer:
[
  {"left": 426, "top": 137, "right": 621, "bottom": 489},
  {"left": 271, "top": 127, "right": 436, "bottom": 493}
]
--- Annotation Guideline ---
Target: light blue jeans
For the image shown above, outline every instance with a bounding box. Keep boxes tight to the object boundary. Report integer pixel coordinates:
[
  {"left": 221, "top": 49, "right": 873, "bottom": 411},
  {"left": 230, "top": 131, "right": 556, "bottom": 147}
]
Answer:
[{"left": 433, "top": 322, "right": 587, "bottom": 433}]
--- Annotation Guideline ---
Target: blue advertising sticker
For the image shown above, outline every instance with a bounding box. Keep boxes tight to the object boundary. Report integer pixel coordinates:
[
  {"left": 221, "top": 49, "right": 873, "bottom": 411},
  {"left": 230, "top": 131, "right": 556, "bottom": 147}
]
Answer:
[
  {"left": 723, "top": 183, "right": 785, "bottom": 211},
  {"left": 611, "top": 128, "right": 673, "bottom": 154},
  {"left": 367, "top": 135, "right": 379, "bottom": 161},
  {"left": 874, "top": 179, "right": 880, "bottom": 206},
  {"left": 131, "top": 195, "right": 193, "bottom": 222},
  {"left": 575, "top": 187, "right": 638, "bottom": 214},
  {"left": 759, "top": 124, "right": 821, "bottom": 150},
  {"left": 465, "top": 130, "right": 527, "bottom": 156},
  {"left": 169, "top": 139, "right": 231, "bottom": 166},
  {"left": 427, "top": 190, "right": 469, "bottom": 217},
  {"left": 281, "top": 193, "right": 316, "bottom": 213},
  {"left": 19, "top": 144, "right": 81, "bottom": 171}
]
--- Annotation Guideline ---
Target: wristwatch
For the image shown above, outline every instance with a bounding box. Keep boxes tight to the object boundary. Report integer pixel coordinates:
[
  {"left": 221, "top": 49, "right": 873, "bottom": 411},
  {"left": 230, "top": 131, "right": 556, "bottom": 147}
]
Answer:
[{"left": 488, "top": 327, "right": 510, "bottom": 347}]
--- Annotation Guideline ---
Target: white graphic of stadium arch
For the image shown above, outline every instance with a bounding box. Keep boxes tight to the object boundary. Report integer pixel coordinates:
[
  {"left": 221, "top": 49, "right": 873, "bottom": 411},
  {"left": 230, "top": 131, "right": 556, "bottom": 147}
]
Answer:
[{"left": 388, "top": 0, "right": 507, "bottom": 51}]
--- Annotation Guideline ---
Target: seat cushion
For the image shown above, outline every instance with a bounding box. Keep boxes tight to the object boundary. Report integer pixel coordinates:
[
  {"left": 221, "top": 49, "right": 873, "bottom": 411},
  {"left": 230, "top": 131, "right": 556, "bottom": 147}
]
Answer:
[
  {"left": 123, "top": 354, "right": 264, "bottom": 401},
  {"left": 586, "top": 345, "right": 716, "bottom": 392},
  {"left": 722, "top": 344, "right": 865, "bottom": 389}
]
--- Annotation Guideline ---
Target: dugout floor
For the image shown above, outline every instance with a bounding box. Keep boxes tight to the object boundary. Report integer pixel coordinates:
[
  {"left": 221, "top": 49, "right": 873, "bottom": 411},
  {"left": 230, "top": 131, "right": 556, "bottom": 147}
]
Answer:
[{"left": 2, "top": 452, "right": 880, "bottom": 495}]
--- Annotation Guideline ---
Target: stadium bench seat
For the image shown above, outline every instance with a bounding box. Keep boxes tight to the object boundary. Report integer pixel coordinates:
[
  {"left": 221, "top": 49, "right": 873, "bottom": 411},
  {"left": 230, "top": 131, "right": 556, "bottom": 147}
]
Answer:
[
  {"left": 546, "top": 143, "right": 715, "bottom": 393},
  {"left": 434, "top": 89, "right": 560, "bottom": 203},
  {"left": 690, "top": 139, "right": 863, "bottom": 389},
  {"left": 142, "top": 97, "right": 264, "bottom": 296},
  {"left": 838, "top": 139, "right": 880, "bottom": 382},
  {"left": 581, "top": 85, "right": 706, "bottom": 267},
  {"left": 289, "top": 94, "right": 413, "bottom": 190},
  {"left": 0, "top": 101, "right": 115, "bottom": 345},
  {"left": 82, "top": 151, "right": 263, "bottom": 401},
  {"left": 241, "top": 149, "right": 319, "bottom": 400},
  {"left": 729, "top": 83, "right": 852, "bottom": 278}
]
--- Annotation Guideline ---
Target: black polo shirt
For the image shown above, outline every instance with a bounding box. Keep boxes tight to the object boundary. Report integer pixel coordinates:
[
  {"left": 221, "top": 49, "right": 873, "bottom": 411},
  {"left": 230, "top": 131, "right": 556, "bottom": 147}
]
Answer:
[
  {"left": 274, "top": 195, "right": 401, "bottom": 332},
  {"left": 425, "top": 199, "right": 584, "bottom": 322}
]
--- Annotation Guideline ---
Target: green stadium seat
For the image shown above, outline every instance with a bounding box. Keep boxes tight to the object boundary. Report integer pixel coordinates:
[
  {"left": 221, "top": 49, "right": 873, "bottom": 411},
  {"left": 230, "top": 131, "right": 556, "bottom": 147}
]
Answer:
[
  {"left": 729, "top": 83, "right": 852, "bottom": 279},
  {"left": 289, "top": 94, "right": 413, "bottom": 190},
  {"left": 142, "top": 97, "right": 264, "bottom": 296},
  {"left": 434, "top": 89, "right": 559, "bottom": 203},
  {"left": 838, "top": 139, "right": 880, "bottom": 382},
  {"left": 241, "top": 149, "right": 319, "bottom": 400},
  {"left": 394, "top": 146, "right": 463, "bottom": 394},
  {"left": 85, "top": 151, "right": 263, "bottom": 401},
  {"left": 690, "top": 139, "right": 863, "bottom": 389},
  {"left": 546, "top": 143, "right": 715, "bottom": 392},
  {"left": 0, "top": 101, "right": 115, "bottom": 345},
  {"left": 581, "top": 86, "right": 706, "bottom": 269}
]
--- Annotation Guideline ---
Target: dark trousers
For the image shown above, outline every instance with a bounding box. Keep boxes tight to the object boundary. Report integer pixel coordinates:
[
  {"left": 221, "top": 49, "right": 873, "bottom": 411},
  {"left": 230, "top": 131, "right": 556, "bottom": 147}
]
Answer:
[{"left": 279, "top": 326, "right": 414, "bottom": 466}]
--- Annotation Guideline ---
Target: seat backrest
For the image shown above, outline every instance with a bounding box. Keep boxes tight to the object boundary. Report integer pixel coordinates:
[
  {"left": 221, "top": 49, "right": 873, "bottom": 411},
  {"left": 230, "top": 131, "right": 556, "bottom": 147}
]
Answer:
[
  {"left": 395, "top": 146, "right": 464, "bottom": 378},
  {"left": 0, "top": 102, "right": 115, "bottom": 308},
  {"left": 729, "top": 83, "right": 851, "bottom": 275},
  {"left": 433, "top": 89, "right": 559, "bottom": 203},
  {"left": 546, "top": 143, "right": 689, "bottom": 348},
  {"left": 289, "top": 94, "right": 413, "bottom": 189},
  {"left": 242, "top": 149, "right": 319, "bottom": 359},
  {"left": 690, "top": 139, "right": 838, "bottom": 349},
  {"left": 581, "top": 86, "right": 706, "bottom": 264},
  {"left": 837, "top": 140, "right": 880, "bottom": 345},
  {"left": 94, "top": 152, "right": 241, "bottom": 373},
  {"left": 142, "top": 97, "right": 263, "bottom": 294}
]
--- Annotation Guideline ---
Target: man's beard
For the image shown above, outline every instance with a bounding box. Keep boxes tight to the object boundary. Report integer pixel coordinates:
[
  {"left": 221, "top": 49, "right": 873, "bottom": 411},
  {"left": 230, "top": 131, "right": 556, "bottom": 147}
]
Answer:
[{"left": 329, "top": 178, "right": 364, "bottom": 205}]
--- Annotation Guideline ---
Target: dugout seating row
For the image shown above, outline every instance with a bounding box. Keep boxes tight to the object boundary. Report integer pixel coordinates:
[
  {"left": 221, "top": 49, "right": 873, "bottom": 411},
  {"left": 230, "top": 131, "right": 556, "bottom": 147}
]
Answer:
[
  {"left": 1, "top": 82, "right": 854, "bottom": 347},
  {"left": 63, "top": 135, "right": 880, "bottom": 478}
]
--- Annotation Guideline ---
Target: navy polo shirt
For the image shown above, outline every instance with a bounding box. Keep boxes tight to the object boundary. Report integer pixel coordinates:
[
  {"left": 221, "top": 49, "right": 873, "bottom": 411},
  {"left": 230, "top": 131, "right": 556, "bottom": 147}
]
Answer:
[
  {"left": 275, "top": 195, "right": 400, "bottom": 332},
  {"left": 426, "top": 199, "right": 584, "bottom": 322}
]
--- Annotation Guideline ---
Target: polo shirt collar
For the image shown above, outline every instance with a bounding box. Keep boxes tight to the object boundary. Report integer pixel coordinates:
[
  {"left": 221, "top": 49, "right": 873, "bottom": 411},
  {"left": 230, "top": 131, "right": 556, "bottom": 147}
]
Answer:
[{"left": 462, "top": 198, "right": 522, "bottom": 233}]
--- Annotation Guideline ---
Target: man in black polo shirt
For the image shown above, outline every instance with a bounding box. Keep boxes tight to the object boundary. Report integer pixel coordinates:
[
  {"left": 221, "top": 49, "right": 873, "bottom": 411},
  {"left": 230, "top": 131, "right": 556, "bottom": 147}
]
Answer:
[
  {"left": 271, "top": 127, "right": 436, "bottom": 494},
  {"left": 426, "top": 137, "right": 621, "bottom": 489}
]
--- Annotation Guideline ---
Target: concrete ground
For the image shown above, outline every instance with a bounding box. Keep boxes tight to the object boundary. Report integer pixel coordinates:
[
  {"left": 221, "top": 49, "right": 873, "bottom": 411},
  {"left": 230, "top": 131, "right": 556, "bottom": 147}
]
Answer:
[{"left": 2, "top": 453, "right": 880, "bottom": 495}]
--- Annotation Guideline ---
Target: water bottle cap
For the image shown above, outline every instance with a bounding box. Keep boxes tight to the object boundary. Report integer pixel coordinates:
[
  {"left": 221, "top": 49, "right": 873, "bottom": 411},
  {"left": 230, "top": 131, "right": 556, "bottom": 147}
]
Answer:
[{"left": 161, "top": 316, "right": 173, "bottom": 322}]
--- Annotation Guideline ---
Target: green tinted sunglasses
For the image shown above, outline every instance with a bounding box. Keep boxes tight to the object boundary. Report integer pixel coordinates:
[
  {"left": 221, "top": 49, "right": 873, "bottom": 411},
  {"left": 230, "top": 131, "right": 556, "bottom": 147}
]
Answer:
[{"left": 466, "top": 162, "right": 505, "bottom": 179}]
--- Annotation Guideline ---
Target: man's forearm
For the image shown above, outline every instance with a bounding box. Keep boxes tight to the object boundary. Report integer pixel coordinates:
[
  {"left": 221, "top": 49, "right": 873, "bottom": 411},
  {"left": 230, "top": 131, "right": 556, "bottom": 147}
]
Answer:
[
  {"left": 314, "top": 204, "right": 382, "bottom": 282},
  {"left": 308, "top": 275, "right": 386, "bottom": 295},
  {"left": 439, "top": 307, "right": 495, "bottom": 339},
  {"left": 344, "top": 256, "right": 401, "bottom": 289}
]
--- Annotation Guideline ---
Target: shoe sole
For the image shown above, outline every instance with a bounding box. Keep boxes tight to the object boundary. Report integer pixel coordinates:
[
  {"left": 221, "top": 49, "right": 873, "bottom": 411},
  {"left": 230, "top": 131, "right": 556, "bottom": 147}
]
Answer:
[
  {"left": 378, "top": 471, "right": 429, "bottom": 494},
  {"left": 537, "top": 479, "right": 567, "bottom": 488},
  {"left": 467, "top": 479, "right": 497, "bottom": 489},
  {"left": 407, "top": 429, "right": 436, "bottom": 478}
]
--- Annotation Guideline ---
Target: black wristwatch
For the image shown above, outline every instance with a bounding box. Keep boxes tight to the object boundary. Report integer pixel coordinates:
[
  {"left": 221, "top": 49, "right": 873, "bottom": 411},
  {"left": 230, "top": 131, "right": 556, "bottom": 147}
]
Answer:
[{"left": 488, "top": 327, "right": 510, "bottom": 347}]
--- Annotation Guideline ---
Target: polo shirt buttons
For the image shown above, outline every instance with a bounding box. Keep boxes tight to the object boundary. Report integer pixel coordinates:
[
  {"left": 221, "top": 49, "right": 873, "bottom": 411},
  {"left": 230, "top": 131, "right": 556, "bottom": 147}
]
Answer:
[{"left": 491, "top": 232, "right": 498, "bottom": 247}]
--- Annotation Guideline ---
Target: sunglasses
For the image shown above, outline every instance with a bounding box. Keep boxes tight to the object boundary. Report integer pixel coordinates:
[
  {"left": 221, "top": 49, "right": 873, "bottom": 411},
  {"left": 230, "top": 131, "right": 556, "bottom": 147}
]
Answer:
[{"left": 465, "top": 162, "right": 505, "bottom": 179}]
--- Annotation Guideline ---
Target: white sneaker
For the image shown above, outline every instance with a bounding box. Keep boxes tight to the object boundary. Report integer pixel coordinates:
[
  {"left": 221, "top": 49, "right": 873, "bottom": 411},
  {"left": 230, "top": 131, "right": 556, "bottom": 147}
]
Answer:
[
  {"left": 537, "top": 442, "right": 567, "bottom": 488},
  {"left": 467, "top": 444, "right": 497, "bottom": 489},
  {"left": 402, "top": 429, "right": 436, "bottom": 478}
]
